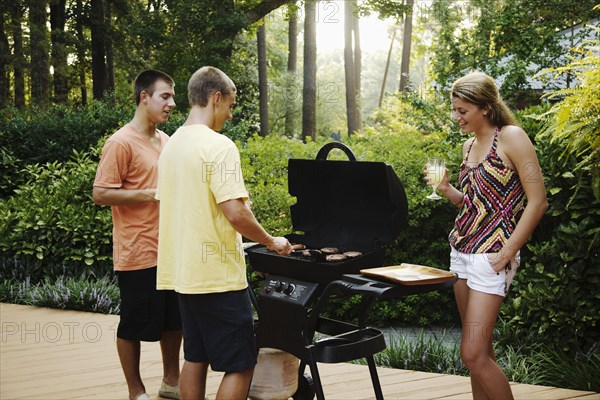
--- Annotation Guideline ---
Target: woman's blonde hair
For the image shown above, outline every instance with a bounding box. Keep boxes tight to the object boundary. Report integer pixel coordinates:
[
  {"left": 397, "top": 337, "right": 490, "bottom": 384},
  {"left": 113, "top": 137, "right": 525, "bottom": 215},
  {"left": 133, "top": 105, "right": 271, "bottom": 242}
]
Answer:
[{"left": 451, "top": 71, "right": 517, "bottom": 127}]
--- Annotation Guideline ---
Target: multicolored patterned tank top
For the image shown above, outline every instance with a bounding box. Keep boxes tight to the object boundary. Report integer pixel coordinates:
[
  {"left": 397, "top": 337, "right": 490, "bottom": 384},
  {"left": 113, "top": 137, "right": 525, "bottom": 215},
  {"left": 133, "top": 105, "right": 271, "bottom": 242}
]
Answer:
[{"left": 448, "top": 128, "right": 525, "bottom": 253}]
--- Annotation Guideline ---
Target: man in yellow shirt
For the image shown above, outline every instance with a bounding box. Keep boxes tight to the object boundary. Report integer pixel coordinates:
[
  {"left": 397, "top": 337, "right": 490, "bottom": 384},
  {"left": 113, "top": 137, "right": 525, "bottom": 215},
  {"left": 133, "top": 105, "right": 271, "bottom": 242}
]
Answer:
[{"left": 156, "top": 66, "right": 292, "bottom": 400}]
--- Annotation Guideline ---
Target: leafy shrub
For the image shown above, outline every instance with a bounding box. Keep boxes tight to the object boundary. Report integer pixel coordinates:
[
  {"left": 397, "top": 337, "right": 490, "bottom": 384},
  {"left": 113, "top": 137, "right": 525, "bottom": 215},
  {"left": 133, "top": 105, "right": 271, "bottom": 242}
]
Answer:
[
  {"left": 502, "top": 128, "right": 600, "bottom": 354},
  {"left": 502, "top": 38, "right": 600, "bottom": 354},
  {"left": 0, "top": 96, "right": 131, "bottom": 196},
  {"left": 371, "top": 91, "right": 453, "bottom": 141},
  {"left": 0, "top": 144, "right": 23, "bottom": 198},
  {"left": 240, "top": 135, "right": 320, "bottom": 235},
  {"left": 537, "top": 30, "right": 600, "bottom": 197},
  {"left": 0, "top": 148, "right": 112, "bottom": 282},
  {"left": 0, "top": 96, "right": 131, "bottom": 166}
]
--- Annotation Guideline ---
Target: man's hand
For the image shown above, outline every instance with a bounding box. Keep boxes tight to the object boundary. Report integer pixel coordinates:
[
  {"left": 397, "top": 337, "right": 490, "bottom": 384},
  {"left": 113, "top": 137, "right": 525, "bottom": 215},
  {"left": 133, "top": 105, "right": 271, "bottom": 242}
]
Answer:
[{"left": 267, "top": 237, "right": 293, "bottom": 256}]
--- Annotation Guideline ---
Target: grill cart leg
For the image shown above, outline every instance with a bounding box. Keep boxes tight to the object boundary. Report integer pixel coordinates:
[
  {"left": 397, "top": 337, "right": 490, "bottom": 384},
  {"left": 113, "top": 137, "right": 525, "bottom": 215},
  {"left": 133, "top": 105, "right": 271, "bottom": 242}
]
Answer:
[
  {"left": 292, "top": 368, "right": 315, "bottom": 400},
  {"left": 366, "top": 354, "right": 384, "bottom": 400},
  {"left": 306, "top": 346, "right": 326, "bottom": 400}
]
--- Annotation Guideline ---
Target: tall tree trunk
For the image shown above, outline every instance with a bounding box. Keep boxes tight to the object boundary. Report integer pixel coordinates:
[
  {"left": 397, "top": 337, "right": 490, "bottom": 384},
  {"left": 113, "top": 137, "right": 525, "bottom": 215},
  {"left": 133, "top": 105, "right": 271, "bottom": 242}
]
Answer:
[
  {"left": 379, "top": 28, "right": 396, "bottom": 108},
  {"left": 0, "top": 3, "right": 10, "bottom": 108},
  {"left": 90, "top": 0, "right": 107, "bottom": 99},
  {"left": 284, "top": 3, "right": 297, "bottom": 138},
  {"left": 399, "top": 0, "right": 414, "bottom": 93},
  {"left": 302, "top": 0, "right": 317, "bottom": 143},
  {"left": 353, "top": 4, "right": 362, "bottom": 131},
  {"left": 28, "top": 0, "right": 51, "bottom": 109},
  {"left": 8, "top": 0, "right": 24, "bottom": 108},
  {"left": 104, "top": 0, "right": 114, "bottom": 93},
  {"left": 50, "top": 0, "right": 68, "bottom": 104},
  {"left": 75, "top": 0, "right": 87, "bottom": 106},
  {"left": 257, "top": 19, "right": 269, "bottom": 137},
  {"left": 344, "top": 1, "right": 358, "bottom": 136}
]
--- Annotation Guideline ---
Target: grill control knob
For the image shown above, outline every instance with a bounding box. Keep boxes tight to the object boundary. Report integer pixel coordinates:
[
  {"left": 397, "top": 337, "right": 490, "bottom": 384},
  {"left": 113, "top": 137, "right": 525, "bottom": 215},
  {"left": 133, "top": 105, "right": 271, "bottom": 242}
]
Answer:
[
  {"left": 275, "top": 281, "right": 285, "bottom": 292},
  {"left": 284, "top": 283, "right": 295, "bottom": 295}
]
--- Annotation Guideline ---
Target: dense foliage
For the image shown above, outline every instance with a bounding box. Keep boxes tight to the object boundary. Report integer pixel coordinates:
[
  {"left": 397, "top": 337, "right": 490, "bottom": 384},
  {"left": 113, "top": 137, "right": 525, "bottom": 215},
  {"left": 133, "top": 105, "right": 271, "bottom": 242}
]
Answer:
[
  {"left": 427, "top": 0, "right": 599, "bottom": 106},
  {"left": 502, "top": 35, "right": 600, "bottom": 354},
  {"left": 0, "top": 149, "right": 112, "bottom": 281}
]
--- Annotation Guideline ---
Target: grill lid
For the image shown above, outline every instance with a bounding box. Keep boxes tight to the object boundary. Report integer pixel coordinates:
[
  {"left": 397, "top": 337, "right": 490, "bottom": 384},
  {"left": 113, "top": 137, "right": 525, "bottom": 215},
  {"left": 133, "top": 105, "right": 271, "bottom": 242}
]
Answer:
[{"left": 288, "top": 142, "right": 408, "bottom": 249}]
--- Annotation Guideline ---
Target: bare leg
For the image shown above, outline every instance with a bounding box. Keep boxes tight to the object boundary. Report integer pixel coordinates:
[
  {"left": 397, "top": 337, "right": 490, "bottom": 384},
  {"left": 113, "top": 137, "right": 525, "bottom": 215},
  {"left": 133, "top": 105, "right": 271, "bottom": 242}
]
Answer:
[
  {"left": 161, "top": 330, "right": 182, "bottom": 386},
  {"left": 180, "top": 360, "right": 209, "bottom": 400},
  {"left": 460, "top": 287, "right": 513, "bottom": 400},
  {"left": 117, "top": 338, "right": 146, "bottom": 400},
  {"left": 454, "top": 280, "right": 488, "bottom": 399},
  {"left": 216, "top": 367, "right": 255, "bottom": 400}
]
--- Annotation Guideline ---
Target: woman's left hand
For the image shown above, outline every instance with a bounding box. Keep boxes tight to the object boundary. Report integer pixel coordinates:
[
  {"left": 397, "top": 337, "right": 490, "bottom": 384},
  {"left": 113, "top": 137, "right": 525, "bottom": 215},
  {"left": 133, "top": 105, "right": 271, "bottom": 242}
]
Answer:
[{"left": 486, "top": 251, "right": 511, "bottom": 273}]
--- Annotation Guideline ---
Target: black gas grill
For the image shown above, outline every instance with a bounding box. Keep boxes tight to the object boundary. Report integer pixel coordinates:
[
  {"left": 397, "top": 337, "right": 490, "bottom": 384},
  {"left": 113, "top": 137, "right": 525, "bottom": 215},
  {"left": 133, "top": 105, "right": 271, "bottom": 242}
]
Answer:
[
  {"left": 246, "top": 143, "right": 456, "bottom": 400},
  {"left": 247, "top": 142, "right": 408, "bottom": 284}
]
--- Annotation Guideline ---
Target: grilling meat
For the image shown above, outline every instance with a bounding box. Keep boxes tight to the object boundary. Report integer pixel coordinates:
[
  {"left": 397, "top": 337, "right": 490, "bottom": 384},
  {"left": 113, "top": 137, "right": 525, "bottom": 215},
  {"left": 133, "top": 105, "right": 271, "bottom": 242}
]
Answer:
[
  {"left": 288, "top": 243, "right": 363, "bottom": 263},
  {"left": 343, "top": 251, "right": 363, "bottom": 258},
  {"left": 320, "top": 247, "right": 340, "bottom": 254},
  {"left": 325, "top": 254, "right": 348, "bottom": 262},
  {"left": 291, "top": 248, "right": 325, "bottom": 262}
]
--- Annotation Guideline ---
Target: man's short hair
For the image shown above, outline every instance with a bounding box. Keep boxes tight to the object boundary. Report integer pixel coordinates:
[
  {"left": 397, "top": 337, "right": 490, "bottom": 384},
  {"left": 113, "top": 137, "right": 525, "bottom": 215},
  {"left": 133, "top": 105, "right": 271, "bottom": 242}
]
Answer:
[
  {"left": 134, "top": 69, "right": 174, "bottom": 105},
  {"left": 187, "top": 66, "right": 236, "bottom": 107}
]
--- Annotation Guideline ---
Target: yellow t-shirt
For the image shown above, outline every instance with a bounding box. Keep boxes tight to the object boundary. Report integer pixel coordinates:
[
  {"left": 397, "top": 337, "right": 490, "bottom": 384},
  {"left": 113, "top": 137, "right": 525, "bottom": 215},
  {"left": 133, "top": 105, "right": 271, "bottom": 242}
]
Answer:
[
  {"left": 156, "top": 124, "right": 249, "bottom": 294},
  {"left": 93, "top": 124, "right": 169, "bottom": 271}
]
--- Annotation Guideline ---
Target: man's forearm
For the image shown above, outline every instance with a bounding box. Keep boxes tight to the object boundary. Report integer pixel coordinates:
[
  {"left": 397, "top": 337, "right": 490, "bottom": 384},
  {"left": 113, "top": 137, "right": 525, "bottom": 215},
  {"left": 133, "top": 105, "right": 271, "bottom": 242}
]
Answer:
[{"left": 92, "top": 187, "right": 157, "bottom": 206}]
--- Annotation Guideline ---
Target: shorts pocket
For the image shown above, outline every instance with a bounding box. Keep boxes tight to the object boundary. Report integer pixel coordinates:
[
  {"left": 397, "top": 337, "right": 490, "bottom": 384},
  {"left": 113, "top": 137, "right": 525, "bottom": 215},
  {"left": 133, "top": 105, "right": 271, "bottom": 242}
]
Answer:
[{"left": 481, "top": 253, "right": 503, "bottom": 275}]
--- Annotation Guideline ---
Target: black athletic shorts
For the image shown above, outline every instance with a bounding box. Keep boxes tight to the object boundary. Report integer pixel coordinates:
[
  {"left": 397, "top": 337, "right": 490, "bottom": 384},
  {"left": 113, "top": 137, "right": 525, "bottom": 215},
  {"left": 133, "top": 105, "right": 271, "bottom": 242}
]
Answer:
[
  {"left": 116, "top": 266, "right": 181, "bottom": 342},
  {"left": 178, "top": 289, "right": 257, "bottom": 372}
]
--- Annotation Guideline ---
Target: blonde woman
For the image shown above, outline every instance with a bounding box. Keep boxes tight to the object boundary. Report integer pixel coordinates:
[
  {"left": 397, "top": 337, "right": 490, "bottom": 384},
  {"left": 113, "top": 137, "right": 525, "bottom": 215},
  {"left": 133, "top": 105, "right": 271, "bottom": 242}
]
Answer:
[{"left": 432, "top": 71, "right": 548, "bottom": 399}]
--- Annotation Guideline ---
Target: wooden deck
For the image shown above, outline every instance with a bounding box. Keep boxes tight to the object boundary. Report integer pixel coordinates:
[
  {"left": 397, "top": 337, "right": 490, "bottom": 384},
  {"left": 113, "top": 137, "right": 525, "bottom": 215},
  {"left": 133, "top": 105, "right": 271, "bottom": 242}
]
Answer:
[{"left": 1, "top": 303, "right": 598, "bottom": 400}]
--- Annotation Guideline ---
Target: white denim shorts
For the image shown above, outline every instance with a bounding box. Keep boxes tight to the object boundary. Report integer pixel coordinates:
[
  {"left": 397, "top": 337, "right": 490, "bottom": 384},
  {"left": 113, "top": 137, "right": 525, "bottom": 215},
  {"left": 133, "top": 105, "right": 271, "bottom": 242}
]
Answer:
[{"left": 449, "top": 247, "right": 520, "bottom": 297}]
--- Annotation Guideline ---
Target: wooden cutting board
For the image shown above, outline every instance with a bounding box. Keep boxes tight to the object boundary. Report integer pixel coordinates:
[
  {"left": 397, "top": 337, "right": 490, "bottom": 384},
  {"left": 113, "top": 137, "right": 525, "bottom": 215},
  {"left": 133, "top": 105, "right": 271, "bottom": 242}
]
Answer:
[{"left": 360, "top": 263, "right": 456, "bottom": 286}]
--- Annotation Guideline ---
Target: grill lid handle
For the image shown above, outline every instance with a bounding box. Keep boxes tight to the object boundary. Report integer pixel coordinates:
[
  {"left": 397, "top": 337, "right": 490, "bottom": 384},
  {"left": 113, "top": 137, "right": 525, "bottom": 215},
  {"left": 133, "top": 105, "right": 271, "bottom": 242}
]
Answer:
[{"left": 316, "top": 142, "right": 357, "bottom": 161}]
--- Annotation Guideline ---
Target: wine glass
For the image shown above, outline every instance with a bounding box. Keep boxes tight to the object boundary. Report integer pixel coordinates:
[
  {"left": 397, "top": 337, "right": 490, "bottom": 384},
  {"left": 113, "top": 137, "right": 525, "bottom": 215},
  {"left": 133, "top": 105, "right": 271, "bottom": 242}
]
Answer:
[{"left": 426, "top": 158, "right": 445, "bottom": 200}]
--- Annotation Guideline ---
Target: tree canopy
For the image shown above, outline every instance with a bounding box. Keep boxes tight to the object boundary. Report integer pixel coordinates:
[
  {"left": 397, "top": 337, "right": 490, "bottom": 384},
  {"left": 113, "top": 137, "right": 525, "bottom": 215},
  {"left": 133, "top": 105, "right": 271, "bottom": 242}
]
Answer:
[{"left": 1, "top": 0, "right": 290, "bottom": 109}]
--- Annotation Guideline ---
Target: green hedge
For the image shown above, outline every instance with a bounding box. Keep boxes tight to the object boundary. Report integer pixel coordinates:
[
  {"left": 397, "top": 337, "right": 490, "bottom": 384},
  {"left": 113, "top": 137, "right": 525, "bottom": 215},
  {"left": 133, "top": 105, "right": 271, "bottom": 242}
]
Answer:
[
  {"left": 0, "top": 149, "right": 113, "bottom": 281},
  {"left": 502, "top": 108, "right": 600, "bottom": 354}
]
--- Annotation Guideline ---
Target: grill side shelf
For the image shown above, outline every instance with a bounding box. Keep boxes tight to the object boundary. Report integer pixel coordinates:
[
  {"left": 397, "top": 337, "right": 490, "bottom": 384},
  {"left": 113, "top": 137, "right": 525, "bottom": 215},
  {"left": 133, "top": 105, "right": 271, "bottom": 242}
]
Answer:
[{"left": 340, "top": 273, "right": 458, "bottom": 298}]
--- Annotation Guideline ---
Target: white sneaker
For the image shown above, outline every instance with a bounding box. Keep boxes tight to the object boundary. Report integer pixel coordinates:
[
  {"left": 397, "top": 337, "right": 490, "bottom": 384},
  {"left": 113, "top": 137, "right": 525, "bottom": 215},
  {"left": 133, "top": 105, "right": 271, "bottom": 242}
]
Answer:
[{"left": 159, "top": 381, "right": 180, "bottom": 400}]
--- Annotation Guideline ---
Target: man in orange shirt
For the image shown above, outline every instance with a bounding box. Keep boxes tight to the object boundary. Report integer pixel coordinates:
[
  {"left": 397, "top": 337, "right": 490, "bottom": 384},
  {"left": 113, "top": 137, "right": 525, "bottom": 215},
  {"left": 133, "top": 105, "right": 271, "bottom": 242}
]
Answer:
[{"left": 93, "top": 70, "right": 181, "bottom": 400}]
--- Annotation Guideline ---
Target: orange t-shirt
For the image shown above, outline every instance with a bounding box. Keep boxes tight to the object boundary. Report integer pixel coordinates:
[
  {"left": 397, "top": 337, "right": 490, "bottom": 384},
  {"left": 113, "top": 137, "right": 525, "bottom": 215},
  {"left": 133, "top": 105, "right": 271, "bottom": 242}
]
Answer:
[{"left": 94, "top": 124, "right": 169, "bottom": 271}]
